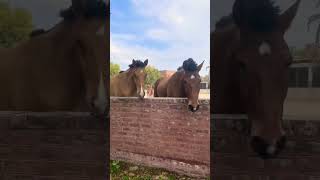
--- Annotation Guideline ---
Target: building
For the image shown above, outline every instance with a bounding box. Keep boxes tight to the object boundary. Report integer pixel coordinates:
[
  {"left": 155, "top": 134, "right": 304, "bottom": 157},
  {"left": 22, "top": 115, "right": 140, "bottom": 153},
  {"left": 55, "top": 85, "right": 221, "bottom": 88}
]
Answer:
[{"left": 289, "top": 58, "right": 320, "bottom": 88}]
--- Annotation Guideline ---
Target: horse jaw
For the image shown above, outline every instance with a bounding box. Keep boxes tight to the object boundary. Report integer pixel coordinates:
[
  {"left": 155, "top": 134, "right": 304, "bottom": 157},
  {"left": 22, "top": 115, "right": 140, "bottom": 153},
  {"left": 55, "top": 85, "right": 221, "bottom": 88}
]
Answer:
[
  {"left": 94, "top": 73, "right": 107, "bottom": 113},
  {"left": 96, "top": 26, "right": 105, "bottom": 35}
]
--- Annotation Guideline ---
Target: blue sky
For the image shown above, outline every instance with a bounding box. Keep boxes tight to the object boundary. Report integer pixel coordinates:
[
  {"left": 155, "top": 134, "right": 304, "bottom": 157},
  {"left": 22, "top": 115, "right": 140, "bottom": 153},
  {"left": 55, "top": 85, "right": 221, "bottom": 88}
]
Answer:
[{"left": 111, "top": 0, "right": 210, "bottom": 76}]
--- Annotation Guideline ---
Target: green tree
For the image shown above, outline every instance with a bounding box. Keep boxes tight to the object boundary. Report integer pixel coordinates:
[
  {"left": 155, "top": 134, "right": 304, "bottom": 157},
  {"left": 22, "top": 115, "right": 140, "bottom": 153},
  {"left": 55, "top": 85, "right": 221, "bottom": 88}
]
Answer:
[
  {"left": 145, "top": 66, "right": 161, "bottom": 87},
  {"left": 0, "top": 2, "right": 33, "bottom": 48},
  {"left": 110, "top": 62, "right": 120, "bottom": 77}
]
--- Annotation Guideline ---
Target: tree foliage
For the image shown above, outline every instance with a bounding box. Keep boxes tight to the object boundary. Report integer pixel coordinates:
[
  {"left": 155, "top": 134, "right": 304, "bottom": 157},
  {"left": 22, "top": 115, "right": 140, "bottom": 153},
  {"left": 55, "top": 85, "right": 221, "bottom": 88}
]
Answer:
[
  {"left": 110, "top": 62, "right": 120, "bottom": 77},
  {"left": 0, "top": 2, "right": 33, "bottom": 48},
  {"left": 145, "top": 66, "right": 161, "bottom": 87}
]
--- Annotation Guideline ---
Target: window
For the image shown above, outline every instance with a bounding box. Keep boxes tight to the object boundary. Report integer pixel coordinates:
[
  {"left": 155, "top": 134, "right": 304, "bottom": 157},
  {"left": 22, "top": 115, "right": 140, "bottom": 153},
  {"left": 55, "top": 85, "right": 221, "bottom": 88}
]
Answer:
[
  {"left": 200, "top": 82, "right": 208, "bottom": 89},
  {"left": 288, "top": 67, "right": 309, "bottom": 87},
  {"left": 312, "top": 66, "right": 320, "bottom": 87}
]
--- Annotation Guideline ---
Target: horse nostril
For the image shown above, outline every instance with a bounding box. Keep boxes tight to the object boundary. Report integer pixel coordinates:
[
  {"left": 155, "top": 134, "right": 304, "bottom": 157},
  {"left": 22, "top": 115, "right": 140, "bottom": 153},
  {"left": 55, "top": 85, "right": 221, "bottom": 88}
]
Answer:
[
  {"left": 276, "top": 135, "right": 287, "bottom": 153},
  {"left": 188, "top": 105, "right": 196, "bottom": 112},
  {"left": 250, "top": 136, "right": 278, "bottom": 159},
  {"left": 250, "top": 136, "right": 287, "bottom": 159}
]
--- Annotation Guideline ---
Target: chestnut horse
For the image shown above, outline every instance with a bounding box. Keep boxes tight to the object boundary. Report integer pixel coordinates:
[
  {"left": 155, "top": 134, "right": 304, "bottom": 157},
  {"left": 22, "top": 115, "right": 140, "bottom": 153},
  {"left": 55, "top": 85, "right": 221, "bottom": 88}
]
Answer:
[
  {"left": 212, "top": 0, "right": 301, "bottom": 158},
  {"left": 0, "top": 0, "right": 109, "bottom": 114},
  {"left": 110, "top": 59, "right": 148, "bottom": 98},
  {"left": 154, "top": 58, "right": 204, "bottom": 112}
]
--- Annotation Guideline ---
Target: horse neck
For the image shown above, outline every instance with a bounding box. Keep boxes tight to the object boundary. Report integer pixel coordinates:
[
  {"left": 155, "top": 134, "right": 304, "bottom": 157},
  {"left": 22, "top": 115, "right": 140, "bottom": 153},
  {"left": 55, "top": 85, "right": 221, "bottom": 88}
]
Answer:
[
  {"left": 212, "top": 27, "right": 244, "bottom": 113},
  {"left": 171, "top": 71, "right": 186, "bottom": 96},
  {"left": 119, "top": 69, "right": 137, "bottom": 91}
]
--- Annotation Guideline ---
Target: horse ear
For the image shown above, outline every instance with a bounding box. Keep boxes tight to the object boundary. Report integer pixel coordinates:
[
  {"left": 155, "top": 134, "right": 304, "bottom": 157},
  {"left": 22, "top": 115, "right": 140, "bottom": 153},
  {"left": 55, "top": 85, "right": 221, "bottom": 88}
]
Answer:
[
  {"left": 277, "top": 0, "right": 301, "bottom": 33},
  {"left": 132, "top": 59, "right": 135, "bottom": 63},
  {"left": 197, "top": 61, "right": 205, "bottom": 72},
  {"left": 144, "top": 59, "right": 148, "bottom": 66}
]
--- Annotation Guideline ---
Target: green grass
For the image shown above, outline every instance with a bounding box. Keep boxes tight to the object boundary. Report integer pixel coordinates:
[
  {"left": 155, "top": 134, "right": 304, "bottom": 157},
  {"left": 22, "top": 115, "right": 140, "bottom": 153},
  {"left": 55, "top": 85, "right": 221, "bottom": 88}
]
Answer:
[{"left": 110, "top": 160, "right": 209, "bottom": 180}]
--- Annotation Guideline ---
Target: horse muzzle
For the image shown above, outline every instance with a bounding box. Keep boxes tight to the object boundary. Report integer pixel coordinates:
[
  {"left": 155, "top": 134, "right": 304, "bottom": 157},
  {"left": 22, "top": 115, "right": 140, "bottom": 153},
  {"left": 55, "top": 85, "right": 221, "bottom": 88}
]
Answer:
[
  {"left": 138, "top": 91, "right": 145, "bottom": 99},
  {"left": 188, "top": 105, "right": 200, "bottom": 112},
  {"left": 250, "top": 135, "right": 287, "bottom": 159}
]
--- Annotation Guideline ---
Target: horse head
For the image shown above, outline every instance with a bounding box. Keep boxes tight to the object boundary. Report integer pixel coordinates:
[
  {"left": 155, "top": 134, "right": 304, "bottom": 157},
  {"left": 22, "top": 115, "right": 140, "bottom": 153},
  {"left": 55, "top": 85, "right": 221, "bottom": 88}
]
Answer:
[
  {"left": 63, "top": 0, "right": 109, "bottom": 114},
  {"left": 232, "top": 0, "right": 301, "bottom": 158},
  {"left": 181, "top": 58, "right": 204, "bottom": 112},
  {"left": 129, "top": 59, "right": 148, "bottom": 99}
]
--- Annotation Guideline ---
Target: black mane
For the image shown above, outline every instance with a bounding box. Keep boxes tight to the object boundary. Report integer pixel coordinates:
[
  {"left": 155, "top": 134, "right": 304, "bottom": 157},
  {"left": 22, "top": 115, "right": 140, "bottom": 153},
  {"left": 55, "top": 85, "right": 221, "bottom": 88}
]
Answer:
[
  {"left": 129, "top": 60, "right": 147, "bottom": 68},
  {"left": 60, "top": 0, "right": 108, "bottom": 21},
  {"left": 232, "top": 0, "right": 280, "bottom": 32},
  {"left": 216, "top": 14, "right": 234, "bottom": 28},
  {"left": 181, "top": 58, "right": 198, "bottom": 72},
  {"left": 29, "top": 29, "right": 46, "bottom": 37}
]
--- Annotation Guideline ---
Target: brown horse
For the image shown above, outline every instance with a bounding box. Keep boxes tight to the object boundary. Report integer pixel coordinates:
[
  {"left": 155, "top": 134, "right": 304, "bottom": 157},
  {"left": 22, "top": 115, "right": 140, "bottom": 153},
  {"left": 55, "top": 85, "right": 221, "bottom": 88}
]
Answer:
[
  {"left": 154, "top": 58, "right": 204, "bottom": 112},
  {"left": 212, "top": 0, "right": 301, "bottom": 158},
  {"left": 110, "top": 59, "right": 148, "bottom": 98},
  {"left": 0, "top": 0, "right": 109, "bottom": 114}
]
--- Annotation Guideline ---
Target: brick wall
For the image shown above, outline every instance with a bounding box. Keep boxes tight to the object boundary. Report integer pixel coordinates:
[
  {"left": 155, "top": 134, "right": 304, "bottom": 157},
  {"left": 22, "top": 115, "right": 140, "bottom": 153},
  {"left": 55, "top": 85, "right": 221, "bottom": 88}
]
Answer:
[
  {"left": 110, "top": 97, "right": 210, "bottom": 177},
  {"left": 212, "top": 114, "right": 320, "bottom": 180},
  {"left": 0, "top": 111, "right": 108, "bottom": 180}
]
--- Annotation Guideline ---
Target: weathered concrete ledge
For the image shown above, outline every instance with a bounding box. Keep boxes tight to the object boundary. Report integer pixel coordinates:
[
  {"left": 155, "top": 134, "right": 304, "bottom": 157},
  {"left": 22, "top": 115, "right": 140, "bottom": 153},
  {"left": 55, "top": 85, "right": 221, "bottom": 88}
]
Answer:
[{"left": 110, "top": 96, "right": 210, "bottom": 104}]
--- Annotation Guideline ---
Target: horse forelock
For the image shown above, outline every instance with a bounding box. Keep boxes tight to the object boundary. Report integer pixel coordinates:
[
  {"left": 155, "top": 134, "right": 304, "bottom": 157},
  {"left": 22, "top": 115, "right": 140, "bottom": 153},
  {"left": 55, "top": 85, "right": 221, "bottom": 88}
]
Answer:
[
  {"left": 182, "top": 58, "right": 198, "bottom": 72},
  {"left": 233, "top": 0, "right": 280, "bottom": 33},
  {"left": 60, "top": 0, "right": 108, "bottom": 21},
  {"left": 129, "top": 60, "right": 147, "bottom": 69}
]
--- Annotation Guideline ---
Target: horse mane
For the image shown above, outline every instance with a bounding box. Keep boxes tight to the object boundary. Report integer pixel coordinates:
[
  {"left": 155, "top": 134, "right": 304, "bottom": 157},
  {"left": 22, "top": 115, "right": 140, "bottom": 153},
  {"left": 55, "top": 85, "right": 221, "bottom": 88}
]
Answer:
[
  {"left": 29, "top": 29, "right": 47, "bottom": 37},
  {"left": 60, "top": 0, "right": 108, "bottom": 21},
  {"left": 30, "top": 1, "right": 109, "bottom": 38},
  {"left": 129, "top": 60, "right": 147, "bottom": 69},
  {"left": 181, "top": 58, "right": 198, "bottom": 72},
  {"left": 216, "top": 14, "right": 234, "bottom": 28},
  {"left": 232, "top": 0, "right": 280, "bottom": 32}
]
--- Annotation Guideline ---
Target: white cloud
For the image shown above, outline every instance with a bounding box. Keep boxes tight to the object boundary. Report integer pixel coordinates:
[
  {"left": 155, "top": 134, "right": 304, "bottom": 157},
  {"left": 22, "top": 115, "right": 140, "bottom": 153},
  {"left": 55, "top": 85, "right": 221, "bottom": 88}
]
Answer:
[{"left": 111, "top": 0, "right": 210, "bottom": 76}]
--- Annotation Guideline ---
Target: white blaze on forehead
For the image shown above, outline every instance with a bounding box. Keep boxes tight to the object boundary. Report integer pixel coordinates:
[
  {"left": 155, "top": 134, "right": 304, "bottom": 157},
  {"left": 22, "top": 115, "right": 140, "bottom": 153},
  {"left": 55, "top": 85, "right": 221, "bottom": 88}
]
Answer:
[
  {"left": 94, "top": 73, "right": 106, "bottom": 113},
  {"left": 96, "top": 26, "right": 105, "bottom": 35},
  {"left": 190, "top": 75, "right": 195, "bottom": 79},
  {"left": 259, "top": 41, "right": 271, "bottom": 56}
]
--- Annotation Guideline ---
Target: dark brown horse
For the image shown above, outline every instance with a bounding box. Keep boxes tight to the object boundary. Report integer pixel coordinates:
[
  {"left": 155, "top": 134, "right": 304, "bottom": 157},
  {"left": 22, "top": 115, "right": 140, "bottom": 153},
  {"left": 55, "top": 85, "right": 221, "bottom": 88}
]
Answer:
[
  {"left": 110, "top": 59, "right": 148, "bottom": 98},
  {"left": 212, "top": 0, "right": 301, "bottom": 158},
  {"left": 154, "top": 58, "right": 204, "bottom": 112},
  {"left": 0, "top": 0, "right": 109, "bottom": 114}
]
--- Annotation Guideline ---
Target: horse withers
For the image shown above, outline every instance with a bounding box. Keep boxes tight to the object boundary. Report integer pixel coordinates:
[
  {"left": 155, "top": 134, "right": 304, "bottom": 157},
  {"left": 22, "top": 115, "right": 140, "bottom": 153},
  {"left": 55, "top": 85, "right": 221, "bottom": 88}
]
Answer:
[
  {"left": 212, "top": 0, "right": 301, "bottom": 158},
  {"left": 0, "top": 0, "right": 109, "bottom": 115},
  {"left": 154, "top": 58, "right": 204, "bottom": 112},
  {"left": 110, "top": 59, "right": 148, "bottom": 99}
]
